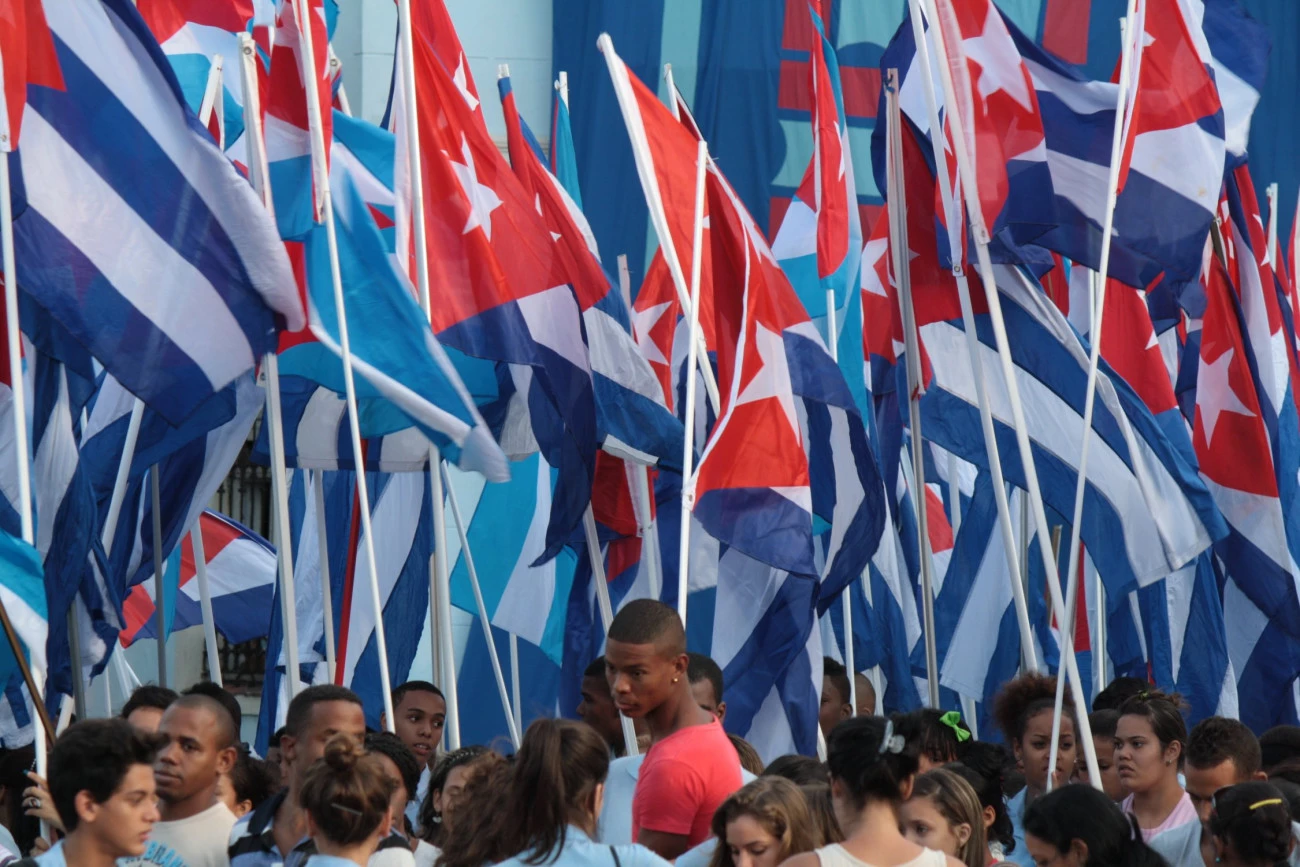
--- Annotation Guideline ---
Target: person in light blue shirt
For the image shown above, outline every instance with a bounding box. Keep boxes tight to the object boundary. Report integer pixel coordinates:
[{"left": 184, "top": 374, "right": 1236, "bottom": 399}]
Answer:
[{"left": 437, "top": 718, "right": 670, "bottom": 867}]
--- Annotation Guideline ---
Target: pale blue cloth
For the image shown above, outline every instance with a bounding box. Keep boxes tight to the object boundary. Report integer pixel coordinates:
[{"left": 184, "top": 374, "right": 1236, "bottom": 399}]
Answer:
[
  {"left": 1005, "top": 789, "right": 1031, "bottom": 867},
  {"left": 1150, "top": 818, "right": 1300, "bottom": 867},
  {"left": 34, "top": 840, "right": 66, "bottom": 867},
  {"left": 493, "top": 827, "right": 671, "bottom": 867},
  {"left": 307, "top": 858, "right": 366, "bottom": 867},
  {"left": 596, "top": 756, "right": 755, "bottom": 845},
  {"left": 674, "top": 838, "right": 716, "bottom": 867}
]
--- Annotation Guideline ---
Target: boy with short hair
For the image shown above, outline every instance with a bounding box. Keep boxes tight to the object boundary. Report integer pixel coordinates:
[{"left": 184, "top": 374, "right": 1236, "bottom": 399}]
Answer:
[{"left": 36, "top": 719, "right": 165, "bottom": 867}]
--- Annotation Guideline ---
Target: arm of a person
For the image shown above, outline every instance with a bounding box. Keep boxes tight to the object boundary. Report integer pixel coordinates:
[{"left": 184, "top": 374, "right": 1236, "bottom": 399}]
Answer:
[{"left": 636, "top": 829, "right": 693, "bottom": 862}]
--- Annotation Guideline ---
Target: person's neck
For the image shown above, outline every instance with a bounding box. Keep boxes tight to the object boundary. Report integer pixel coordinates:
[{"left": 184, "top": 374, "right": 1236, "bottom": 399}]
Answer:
[
  {"left": 1131, "top": 773, "right": 1185, "bottom": 824},
  {"left": 848, "top": 801, "right": 907, "bottom": 849},
  {"left": 276, "top": 783, "right": 308, "bottom": 837},
  {"left": 1023, "top": 782, "right": 1045, "bottom": 806},
  {"left": 313, "top": 836, "right": 376, "bottom": 867},
  {"left": 645, "top": 685, "right": 713, "bottom": 742},
  {"left": 62, "top": 829, "right": 122, "bottom": 867},
  {"left": 160, "top": 784, "right": 219, "bottom": 822}
]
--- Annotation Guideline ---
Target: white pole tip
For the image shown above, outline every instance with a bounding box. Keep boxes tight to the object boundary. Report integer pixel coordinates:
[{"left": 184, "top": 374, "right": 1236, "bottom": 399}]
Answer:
[{"left": 597, "top": 33, "right": 613, "bottom": 53}]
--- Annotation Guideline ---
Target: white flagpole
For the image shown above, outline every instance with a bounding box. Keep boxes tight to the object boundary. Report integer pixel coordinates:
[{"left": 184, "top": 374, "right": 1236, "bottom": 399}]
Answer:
[
  {"left": 1266, "top": 183, "right": 1279, "bottom": 268},
  {"left": 1, "top": 142, "right": 51, "bottom": 763},
  {"left": 150, "top": 469, "right": 169, "bottom": 687},
  {"left": 442, "top": 466, "right": 521, "bottom": 748},
  {"left": 197, "top": 56, "right": 225, "bottom": 145},
  {"left": 617, "top": 253, "right": 634, "bottom": 313},
  {"left": 312, "top": 469, "right": 336, "bottom": 675},
  {"left": 191, "top": 521, "right": 223, "bottom": 688},
  {"left": 886, "top": 70, "right": 939, "bottom": 707},
  {"left": 102, "top": 399, "right": 145, "bottom": 556},
  {"left": 238, "top": 32, "right": 301, "bottom": 698},
  {"left": 904, "top": 0, "right": 1038, "bottom": 675},
  {"left": 1051, "top": 11, "right": 1137, "bottom": 792},
  {"left": 584, "top": 506, "right": 639, "bottom": 756},
  {"left": 675, "top": 139, "right": 708, "bottom": 629},
  {"left": 919, "top": 0, "right": 1099, "bottom": 787},
  {"left": 509, "top": 634, "right": 522, "bottom": 730},
  {"left": 292, "top": 0, "right": 395, "bottom": 733}
]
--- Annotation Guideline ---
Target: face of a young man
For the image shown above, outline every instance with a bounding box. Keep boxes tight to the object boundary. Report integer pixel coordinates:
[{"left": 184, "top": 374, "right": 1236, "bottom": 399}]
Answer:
[
  {"left": 85, "top": 763, "right": 162, "bottom": 858},
  {"left": 604, "top": 638, "right": 685, "bottom": 719},
  {"left": 155, "top": 705, "right": 232, "bottom": 806},
  {"left": 391, "top": 690, "right": 446, "bottom": 768},
  {"left": 283, "top": 700, "right": 367, "bottom": 786}
]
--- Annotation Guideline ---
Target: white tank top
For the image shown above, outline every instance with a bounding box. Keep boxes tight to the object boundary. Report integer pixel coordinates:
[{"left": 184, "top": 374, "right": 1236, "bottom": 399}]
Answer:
[{"left": 815, "top": 843, "right": 949, "bottom": 867}]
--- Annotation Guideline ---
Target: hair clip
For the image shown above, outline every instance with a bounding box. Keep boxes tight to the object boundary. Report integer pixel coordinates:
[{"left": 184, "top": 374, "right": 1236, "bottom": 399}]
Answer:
[
  {"left": 939, "top": 711, "right": 972, "bottom": 743},
  {"left": 1249, "top": 798, "right": 1284, "bottom": 811},
  {"left": 878, "top": 719, "right": 905, "bottom": 755},
  {"left": 332, "top": 803, "right": 364, "bottom": 816}
]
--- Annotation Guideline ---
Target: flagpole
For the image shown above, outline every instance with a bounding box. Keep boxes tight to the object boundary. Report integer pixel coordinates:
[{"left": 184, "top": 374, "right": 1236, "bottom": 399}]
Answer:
[
  {"left": 675, "top": 138, "right": 709, "bottom": 628},
  {"left": 191, "top": 521, "right": 223, "bottom": 688},
  {"left": 1, "top": 134, "right": 54, "bottom": 758},
  {"left": 150, "top": 469, "right": 168, "bottom": 687},
  {"left": 919, "top": 0, "right": 1099, "bottom": 787},
  {"left": 904, "top": 0, "right": 1039, "bottom": 676},
  {"left": 584, "top": 506, "right": 639, "bottom": 757},
  {"left": 885, "top": 70, "right": 939, "bottom": 708},
  {"left": 238, "top": 32, "right": 301, "bottom": 698},
  {"left": 312, "top": 469, "right": 336, "bottom": 676},
  {"left": 292, "top": 0, "right": 396, "bottom": 734},
  {"left": 442, "top": 465, "right": 521, "bottom": 748},
  {"left": 396, "top": 0, "right": 459, "bottom": 747},
  {"left": 1051, "top": 11, "right": 1138, "bottom": 791},
  {"left": 197, "top": 55, "right": 225, "bottom": 145},
  {"left": 1267, "top": 183, "right": 1279, "bottom": 268}
]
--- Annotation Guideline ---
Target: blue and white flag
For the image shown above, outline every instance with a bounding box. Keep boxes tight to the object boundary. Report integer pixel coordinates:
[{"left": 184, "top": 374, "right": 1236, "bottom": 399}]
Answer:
[{"left": 13, "top": 0, "right": 302, "bottom": 425}]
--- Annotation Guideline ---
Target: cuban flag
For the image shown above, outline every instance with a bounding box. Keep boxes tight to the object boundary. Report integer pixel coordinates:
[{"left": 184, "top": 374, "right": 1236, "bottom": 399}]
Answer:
[
  {"left": 136, "top": 0, "right": 267, "bottom": 150},
  {"left": 401, "top": 16, "right": 595, "bottom": 563},
  {"left": 1199, "top": 0, "right": 1269, "bottom": 162},
  {"left": 11, "top": 0, "right": 302, "bottom": 427},
  {"left": 497, "top": 74, "right": 683, "bottom": 471},
  {"left": 770, "top": 5, "right": 862, "bottom": 335},
  {"left": 1006, "top": 9, "right": 1223, "bottom": 290},
  {"left": 120, "top": 510, "right": 276, "bottom": 647},
  {"left": 0, "top": 0, "right": 62, "bottom": 151}
]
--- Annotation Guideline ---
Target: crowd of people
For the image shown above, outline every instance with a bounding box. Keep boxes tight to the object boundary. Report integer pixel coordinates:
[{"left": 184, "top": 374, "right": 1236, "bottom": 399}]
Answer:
[{"left": 2, "top": 600, "right": 1299, "bottom": 867}]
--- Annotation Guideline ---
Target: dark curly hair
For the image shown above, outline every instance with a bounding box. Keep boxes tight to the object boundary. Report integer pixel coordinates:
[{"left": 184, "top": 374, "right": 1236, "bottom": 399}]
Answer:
[
  {"left": 1210, "top": 781, "right": 1294, "bottom": 866},
  {"left": 993, "top": 674, "right": 1075, "bottom": 747},
  {"left": 948, "top": 741, "right": 1015, "bottom": 854}
]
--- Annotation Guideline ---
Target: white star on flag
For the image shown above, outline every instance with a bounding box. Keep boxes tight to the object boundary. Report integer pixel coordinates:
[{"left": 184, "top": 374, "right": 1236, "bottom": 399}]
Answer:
[
  {"left": 1199, "top": 347, "right": 1255, "bottom": 447},
  {"left": 737, "top": 320, "right": 801, "bottom": 442},
  {"left": 454, "top": 55, "right": 479, "bottom": 112},
  {"left": 633, "top": 301, "right": 673, "bottom": 366},
  {"left": 448, "top": 134, "right": 502, "bottom": 240},
  {"left": 959, "top": 2, "right": 1034, "bottom": 112}
]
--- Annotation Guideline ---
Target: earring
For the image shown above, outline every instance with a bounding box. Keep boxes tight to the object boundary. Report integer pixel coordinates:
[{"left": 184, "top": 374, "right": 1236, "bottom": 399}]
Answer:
[
  {"left": 1166, "top": 759, "right": 1172, "bottom": 766},
  {"left": 673, "top": 677, "right": 680, "bottom": 683}
]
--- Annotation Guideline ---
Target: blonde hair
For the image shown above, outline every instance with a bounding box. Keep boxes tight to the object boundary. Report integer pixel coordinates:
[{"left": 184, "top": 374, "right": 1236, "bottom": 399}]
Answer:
[
  {"left": 911, "top": 768, "right": 987, "bottom": 867},
  {"left": 708, "top": 777, "right": 822, "bottom": 867}
]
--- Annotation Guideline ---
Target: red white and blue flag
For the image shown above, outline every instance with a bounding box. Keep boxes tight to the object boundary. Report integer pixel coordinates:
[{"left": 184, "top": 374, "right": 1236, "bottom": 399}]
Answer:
[{"left": 0, "top": 0, "right": 62, "bottom": 152}]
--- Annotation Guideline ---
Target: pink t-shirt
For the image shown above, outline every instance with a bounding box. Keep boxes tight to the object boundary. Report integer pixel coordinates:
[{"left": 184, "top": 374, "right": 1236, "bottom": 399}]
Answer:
[
  {"left": 631, "top": 719, "right": 743, "bottom": 846},
  {"left": 1122, "top": 791, "right": 1198, "bottom": 841}
]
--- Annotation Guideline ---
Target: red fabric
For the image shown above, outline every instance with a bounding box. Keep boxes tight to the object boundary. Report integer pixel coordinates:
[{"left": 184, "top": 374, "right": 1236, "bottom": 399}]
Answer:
[{"left": 632, "top": 720, "right": 742, "bottom": 846}]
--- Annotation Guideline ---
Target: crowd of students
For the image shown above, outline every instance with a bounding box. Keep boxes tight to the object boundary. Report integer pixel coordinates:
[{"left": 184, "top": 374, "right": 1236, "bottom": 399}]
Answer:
[{"left": 1, "top": 600, "right": 1299, "bottom": 867}]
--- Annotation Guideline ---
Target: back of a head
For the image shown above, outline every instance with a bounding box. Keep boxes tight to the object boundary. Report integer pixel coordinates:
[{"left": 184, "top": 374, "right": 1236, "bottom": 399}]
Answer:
[
  {"left": 1266, "top": 776, "right": 1300, "bottom": 821},
  {"left": 912, "top": 768, "right": 986, "bottom": 867},
  {"left": 607, "top": 598, "right": 685, "bottom": 653},
  {"left": 688, "top": 653, "right": 725, "bottom": 704},
  {"left": 709, "top": 777, "right": 821, "bottom": 867},
  {"left": 823, "top": 658, "right": 851, "bottom": 705},
  {"left": 729, "top": 734, "right": 764, "bottom": 776},
  {"left": 299, "top": 736, "right": 395, "bottom": 846},
  {"left": 121, "top": 684, "right": 179, "bottom": 720},
  {"left": 763, "top": 754, "right": 830, "bottom": 786},
  {"left": 228, "top": 749, "right": 277, "bottom": 812},
  {"left": 1024, "top": 784, "right": 1163, "bottom": 867},
  {"left": 993, "top": 674, "right": 1075, "bottom": 746},
  {"left": 183, "top": 681, "right": 243, "bottom": 742},
  {"left": 508, "top": 718, "right": 610, "bottom": 857},
  {"left": 365, "top": 731, "right": 421, "bottom": 798},
  {"left": 284, "top": 684, "right": 362, "bottom": 737},
  {"left": 1210, "top": 781, "right": 1294, "bottom": 866},
  {"left": 1187, "top": 717, "right": 1261, "bottom": 775},
  {"left": 909, "top": 709, "right": 967, "bottom": 765},
  {"left": 1093, "top": 677, "right": 1149, "bottom": 712},
  {"left": 1260, "top": 726, "right": 1300, "bottom": 772},
  {"left": 50, "top": 719, "right": 165, "bottom": 833},
  {"left": 947, "top": 752, "right": 1014, "bottom": 854},
  {"left": 800, "top": 783, "right": 844, "bottom": 846},
  {"left": 583, "top": 657, "right": 606, "bottom": 680},
  {"left": 826, "top": 715, "right": 920, "bottom": 808}
]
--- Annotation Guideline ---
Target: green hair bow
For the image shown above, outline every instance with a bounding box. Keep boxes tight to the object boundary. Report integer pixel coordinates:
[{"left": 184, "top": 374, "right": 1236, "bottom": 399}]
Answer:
[{"left": 940, "top": 711, "right": 972, "bottom": 743}]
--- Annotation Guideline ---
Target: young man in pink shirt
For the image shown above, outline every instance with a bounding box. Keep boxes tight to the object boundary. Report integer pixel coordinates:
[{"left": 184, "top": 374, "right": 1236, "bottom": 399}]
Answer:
[{"left": 605, "top": 599, "right": 742, "bottom": 860}]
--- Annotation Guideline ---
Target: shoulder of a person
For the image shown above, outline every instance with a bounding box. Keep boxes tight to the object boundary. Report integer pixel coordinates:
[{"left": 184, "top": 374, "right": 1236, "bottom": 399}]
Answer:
[
  {"left": 942, "top": 855, "right": 964, "bottom": 867},
  {"left": 368, "top": 845, "right": 417, "bottom": 867},
  {"left": 778, "top": 851, "right": 820, "bottom": 867},
  {"left": 615, "top": 842, "right": 675, "bottom": 867}
]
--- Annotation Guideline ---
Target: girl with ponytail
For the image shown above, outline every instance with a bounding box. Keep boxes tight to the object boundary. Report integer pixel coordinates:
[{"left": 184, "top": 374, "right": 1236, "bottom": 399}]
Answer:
[
  {"left": 299, "top": 736, "right": 397, "bottom": 867},
  {"left": 1023, "top": 785, "right": 1167, "bottom": 867},
  {"left": 1209, "top": 781, "right": 1295, "bottom": 867},
  {"left": 780, "top": 716, "right": 962, "bottom": 867},
  {"left": 437, "top": 719, "right": 671, "bottom": 867}
]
